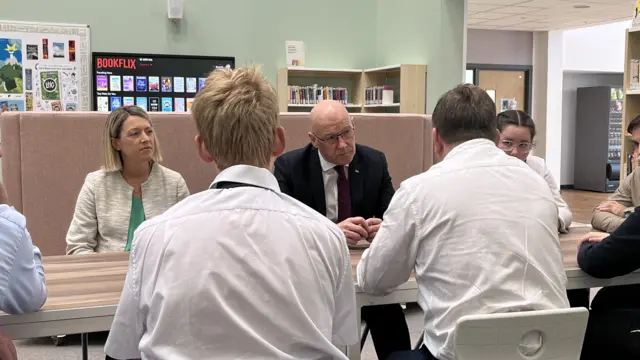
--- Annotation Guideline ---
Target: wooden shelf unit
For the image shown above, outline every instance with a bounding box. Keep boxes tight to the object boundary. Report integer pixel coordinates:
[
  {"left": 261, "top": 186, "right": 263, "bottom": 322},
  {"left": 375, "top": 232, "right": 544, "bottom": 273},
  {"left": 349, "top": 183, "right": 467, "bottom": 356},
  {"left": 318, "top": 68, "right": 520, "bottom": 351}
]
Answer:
[
  {"left": 621, "top": 29, "right": 640, "bottom": 180},
  {"left": 276, "top": 64, "right": 427, "bottom": 114}
]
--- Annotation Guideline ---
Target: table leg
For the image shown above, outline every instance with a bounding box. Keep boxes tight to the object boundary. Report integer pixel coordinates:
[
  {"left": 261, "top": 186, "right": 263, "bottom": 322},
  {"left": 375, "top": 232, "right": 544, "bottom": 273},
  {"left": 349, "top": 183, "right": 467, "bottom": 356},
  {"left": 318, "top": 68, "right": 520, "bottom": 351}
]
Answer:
[
  {"left": 81, "top": 332, "right": 88, "bottom": 360},
  {"left": 347, "top": 304, "right": 362, "bottom": 360}
]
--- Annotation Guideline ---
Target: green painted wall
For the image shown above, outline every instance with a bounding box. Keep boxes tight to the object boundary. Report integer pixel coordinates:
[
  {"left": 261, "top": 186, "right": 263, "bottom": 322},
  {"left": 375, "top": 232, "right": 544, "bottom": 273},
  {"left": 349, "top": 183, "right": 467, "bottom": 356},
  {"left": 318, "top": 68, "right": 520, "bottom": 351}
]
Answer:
[
  {"left": 7, "top": 0, "right": 377, "bottom": 84},
  {"left": 6, "top": 0, "right": 465, "bottom": 109},
  {"left": 376, "top": 0, "right": 466, "bottom": 112}
]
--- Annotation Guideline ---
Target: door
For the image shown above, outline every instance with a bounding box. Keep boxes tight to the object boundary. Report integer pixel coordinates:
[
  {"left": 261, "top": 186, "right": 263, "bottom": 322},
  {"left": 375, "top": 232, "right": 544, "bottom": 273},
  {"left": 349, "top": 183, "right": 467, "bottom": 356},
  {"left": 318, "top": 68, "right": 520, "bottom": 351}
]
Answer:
[{"left": 477, "top": 70, "right": 526, "bottom": 114}]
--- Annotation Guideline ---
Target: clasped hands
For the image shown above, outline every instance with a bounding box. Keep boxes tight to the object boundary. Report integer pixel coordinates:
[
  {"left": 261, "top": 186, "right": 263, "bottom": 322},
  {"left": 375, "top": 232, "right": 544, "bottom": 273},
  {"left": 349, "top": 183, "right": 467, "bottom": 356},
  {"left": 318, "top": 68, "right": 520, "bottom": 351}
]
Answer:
[{"left": 338, "top": 217, "right": 381, "bottom": 246}]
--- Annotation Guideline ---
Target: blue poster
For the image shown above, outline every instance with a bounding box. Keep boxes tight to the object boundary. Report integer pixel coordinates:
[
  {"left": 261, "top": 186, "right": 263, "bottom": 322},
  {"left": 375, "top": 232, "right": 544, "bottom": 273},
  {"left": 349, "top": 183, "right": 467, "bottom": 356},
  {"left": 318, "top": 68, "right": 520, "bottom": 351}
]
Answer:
[
  {"left": 110, "top": 96, "right": 122, "bottom": 110},
  {"left": 136, "top": 97, "right": 147, "bottom": 111},
  {"left": 136, "top": 76, "right": 147, "bottom": 92},
  {"left": 161, "top": 97, "right": 172, "bottom": 112}
]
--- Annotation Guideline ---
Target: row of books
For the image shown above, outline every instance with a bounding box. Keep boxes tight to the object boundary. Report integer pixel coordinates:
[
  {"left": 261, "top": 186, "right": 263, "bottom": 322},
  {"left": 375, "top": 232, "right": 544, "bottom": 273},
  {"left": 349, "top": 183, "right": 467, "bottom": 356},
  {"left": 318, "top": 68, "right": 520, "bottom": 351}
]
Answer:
[
  {"left": 365, "top": 85, "right": 393, "bottom": 105},
  {"left": 287, "top": 85, "right": 349, "bottom": 105}
]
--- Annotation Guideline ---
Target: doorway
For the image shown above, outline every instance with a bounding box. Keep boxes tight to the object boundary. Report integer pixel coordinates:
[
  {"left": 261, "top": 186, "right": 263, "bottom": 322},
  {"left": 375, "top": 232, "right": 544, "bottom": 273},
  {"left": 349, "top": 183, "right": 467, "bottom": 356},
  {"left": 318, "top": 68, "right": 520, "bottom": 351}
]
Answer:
[{"left": 467, "top": 64, "right": 532, "bottom": 115}]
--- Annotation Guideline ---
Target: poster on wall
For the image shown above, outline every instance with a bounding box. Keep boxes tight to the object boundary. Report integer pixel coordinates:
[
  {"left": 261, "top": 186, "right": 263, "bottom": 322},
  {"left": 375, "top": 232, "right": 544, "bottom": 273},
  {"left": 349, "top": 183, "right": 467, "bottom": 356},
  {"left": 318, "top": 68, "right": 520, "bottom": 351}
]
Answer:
[
  {"left": 92, "top": 52, "right": 234, "bottom": 112},
  {"left": 0, "top": 21, "right": 91, "bottom": 112}
]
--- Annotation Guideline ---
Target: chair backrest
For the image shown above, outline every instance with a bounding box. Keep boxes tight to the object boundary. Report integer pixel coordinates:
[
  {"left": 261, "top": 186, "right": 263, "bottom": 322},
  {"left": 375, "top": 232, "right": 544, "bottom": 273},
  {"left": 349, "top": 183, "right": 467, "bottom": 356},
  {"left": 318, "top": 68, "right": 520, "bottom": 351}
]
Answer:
[{"left": 454, "top": 308, "right": 589, "bottom": 360}]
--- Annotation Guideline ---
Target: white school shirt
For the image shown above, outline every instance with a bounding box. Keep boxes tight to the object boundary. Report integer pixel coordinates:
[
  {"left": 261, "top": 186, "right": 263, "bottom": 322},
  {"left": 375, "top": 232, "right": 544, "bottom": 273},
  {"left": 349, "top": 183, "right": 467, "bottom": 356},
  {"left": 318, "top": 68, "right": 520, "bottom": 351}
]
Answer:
[
  {"left": 357, "top": 139, "right": 570, "bottom": 360},
  {"left": 105, "top": 164, "right": 357, "bottom": 360},
  {"left": 526, "top": 155, "right": 573, "bottom": 233},
  {"left": 319, "top": 151, "right": 348, "bottom": 222}
]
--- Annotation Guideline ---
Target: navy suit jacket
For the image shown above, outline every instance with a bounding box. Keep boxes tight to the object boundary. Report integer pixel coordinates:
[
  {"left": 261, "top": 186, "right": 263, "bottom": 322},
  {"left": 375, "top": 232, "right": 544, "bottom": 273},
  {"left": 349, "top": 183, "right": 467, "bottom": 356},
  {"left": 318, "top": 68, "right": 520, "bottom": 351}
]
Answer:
[
  {"left": 274, "top": 143, "right": 395, "bottom": 220},
  {"left": 579, "top": 206, "right": 640, "bottom": 279},
  {"left": 578, "top": 206, "right": 640, "bottom": 308}
]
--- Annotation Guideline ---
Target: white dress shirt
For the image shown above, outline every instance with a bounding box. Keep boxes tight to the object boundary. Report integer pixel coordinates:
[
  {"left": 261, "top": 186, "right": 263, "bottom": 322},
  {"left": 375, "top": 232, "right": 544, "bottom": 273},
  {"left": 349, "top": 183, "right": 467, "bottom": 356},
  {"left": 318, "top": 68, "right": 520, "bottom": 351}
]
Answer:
[
  {"left": 357, "top": 139, "right": 570, "bottom": 360},
  {"left": 526, "top": 155, "right": 573, "bottom": 233},
  {"left": 319, "top": 151, "right": 348, "bottom": 222},
  {"left": 105, "top": 164, "right": 357, "bottom": 360}
]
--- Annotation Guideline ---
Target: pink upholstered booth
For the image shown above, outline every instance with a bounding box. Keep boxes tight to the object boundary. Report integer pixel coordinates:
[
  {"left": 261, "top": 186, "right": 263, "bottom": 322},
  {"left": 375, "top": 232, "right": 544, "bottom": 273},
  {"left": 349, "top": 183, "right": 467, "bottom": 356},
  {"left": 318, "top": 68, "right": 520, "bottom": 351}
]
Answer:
[{"left": 1, "top": 111, "right": 432, "bottom": 256}]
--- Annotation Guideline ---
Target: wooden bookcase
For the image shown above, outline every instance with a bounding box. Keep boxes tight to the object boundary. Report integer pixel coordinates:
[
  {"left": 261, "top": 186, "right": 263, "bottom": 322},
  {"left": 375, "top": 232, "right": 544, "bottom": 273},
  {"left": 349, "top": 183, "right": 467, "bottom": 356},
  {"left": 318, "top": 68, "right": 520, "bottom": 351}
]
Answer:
[
  {"left": 276, "top": 64, "right": 427, "bottom": 114},
  {"left": 621, "top": 28, "right": 640, "bottom": 180}
]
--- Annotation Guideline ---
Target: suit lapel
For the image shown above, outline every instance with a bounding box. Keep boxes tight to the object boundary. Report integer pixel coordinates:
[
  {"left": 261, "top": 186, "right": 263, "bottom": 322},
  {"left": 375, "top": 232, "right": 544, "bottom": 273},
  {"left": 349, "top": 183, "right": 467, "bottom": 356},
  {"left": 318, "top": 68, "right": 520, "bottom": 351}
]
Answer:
[
  {"left": 349, "top": 148, "right": 364, "bottom": 216},
  {"left": 309, "top": 147, "right": 327, "bottom": 216}
]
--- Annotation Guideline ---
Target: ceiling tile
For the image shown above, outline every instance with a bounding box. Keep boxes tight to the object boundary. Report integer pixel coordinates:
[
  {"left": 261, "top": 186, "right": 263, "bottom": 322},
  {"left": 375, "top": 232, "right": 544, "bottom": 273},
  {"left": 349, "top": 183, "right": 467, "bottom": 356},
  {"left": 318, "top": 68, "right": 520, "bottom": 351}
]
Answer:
[
  {"left": 469, "top": 0, "right": 635, "bottom": 31},
  {"left": 468, "top": 4, "right": 502, "bottom": 12},
  {"left": 470, "top": 12, "right": 511, "bottom": 20},
  {"left": 470, "top": 0, "right": 531, "bottom": 4},
  {"left": 491, "top": 5, "right": 545, "bottom": 14},
  {"left": 479, "top": 17, "right": 534, "bottom": 26},
  {"left": 468, "top": 18, "right": 490, "bottom": 25}
]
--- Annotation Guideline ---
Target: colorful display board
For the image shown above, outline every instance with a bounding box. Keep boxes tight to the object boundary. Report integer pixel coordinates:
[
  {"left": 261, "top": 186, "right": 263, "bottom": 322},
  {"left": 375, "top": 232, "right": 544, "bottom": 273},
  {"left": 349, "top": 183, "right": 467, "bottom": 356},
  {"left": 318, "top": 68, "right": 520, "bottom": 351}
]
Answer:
[
  {"left": 91, "top": 52, "right": 235, "bottom": 112},
  {"left": 0, "top": 21, "right": 91, "bottom": 112}
]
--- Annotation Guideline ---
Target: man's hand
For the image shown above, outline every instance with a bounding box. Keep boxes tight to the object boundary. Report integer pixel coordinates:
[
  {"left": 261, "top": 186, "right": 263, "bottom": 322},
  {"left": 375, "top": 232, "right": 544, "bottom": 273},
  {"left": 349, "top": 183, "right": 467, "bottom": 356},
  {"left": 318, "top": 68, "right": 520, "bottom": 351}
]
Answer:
[
  {"left": 338, "top": 217, "right": 369, "bottom": 246},
  {"left": 577, "top": 231, "right": 609, "bottom": 249},
  {"left": 365, "top": 218, "right": 382, "bottom": 241},
  {"left": 597, "top": 200, "right": 625, "bottom": 217}
]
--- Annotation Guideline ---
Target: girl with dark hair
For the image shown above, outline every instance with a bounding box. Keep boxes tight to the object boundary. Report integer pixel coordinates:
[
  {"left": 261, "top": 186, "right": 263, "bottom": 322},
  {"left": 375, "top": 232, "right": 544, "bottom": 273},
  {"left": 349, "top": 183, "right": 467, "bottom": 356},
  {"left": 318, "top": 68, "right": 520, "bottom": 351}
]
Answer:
[{"left": 497, "top": 110, "right": 573, "bottom": 233}]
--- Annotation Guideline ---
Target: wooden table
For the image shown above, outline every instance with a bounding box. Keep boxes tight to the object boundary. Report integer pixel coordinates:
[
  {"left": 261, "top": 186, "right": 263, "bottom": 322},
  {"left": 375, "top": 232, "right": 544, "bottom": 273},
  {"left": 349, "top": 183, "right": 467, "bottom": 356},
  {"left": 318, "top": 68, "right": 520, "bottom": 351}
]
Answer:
[{"left": 2, "top": 227, "right": 640, "bottom": 360}]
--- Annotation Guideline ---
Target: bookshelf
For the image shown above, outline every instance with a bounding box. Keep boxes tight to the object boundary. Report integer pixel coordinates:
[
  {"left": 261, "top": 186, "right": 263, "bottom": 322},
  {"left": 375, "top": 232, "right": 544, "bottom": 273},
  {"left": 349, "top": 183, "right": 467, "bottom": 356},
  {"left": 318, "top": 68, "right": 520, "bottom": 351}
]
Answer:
[
  {"left": 621, "top": 28, "right": 640, "bottom": 180},
  {"left": 276, "top": 64, "right": 427, "bottom": 114}
]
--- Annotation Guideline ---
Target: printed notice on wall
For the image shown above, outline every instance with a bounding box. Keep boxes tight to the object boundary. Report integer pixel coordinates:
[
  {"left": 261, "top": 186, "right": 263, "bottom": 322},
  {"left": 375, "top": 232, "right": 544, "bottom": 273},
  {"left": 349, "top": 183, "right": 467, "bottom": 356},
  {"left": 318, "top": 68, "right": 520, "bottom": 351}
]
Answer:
[
  {"left": 285, "top": 40, "right": 305, "bottom": 67},
  {"left": 0, "top": 21, "right": 90, "bottom": 112}
]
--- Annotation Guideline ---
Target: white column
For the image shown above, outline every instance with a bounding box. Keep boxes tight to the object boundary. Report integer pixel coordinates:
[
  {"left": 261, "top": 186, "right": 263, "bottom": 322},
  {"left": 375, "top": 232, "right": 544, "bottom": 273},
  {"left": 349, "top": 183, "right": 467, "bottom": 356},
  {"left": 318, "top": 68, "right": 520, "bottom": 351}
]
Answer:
[{"left": 532, "top": 30, "right": 564, "bottom": 188}]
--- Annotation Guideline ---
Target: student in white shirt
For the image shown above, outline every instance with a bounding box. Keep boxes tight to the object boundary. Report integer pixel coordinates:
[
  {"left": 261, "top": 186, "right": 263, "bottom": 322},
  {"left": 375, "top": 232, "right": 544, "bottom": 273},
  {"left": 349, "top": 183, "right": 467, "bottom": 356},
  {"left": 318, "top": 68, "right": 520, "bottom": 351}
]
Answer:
[
  {"left": 497, "top": 109, "right": 573, "bottom": 233},
  {"left": 357, "top": 84, "right": 570, "bottom": 360},
  {"left": 104, "top": 66, "right": 357, "bottom": 360}
]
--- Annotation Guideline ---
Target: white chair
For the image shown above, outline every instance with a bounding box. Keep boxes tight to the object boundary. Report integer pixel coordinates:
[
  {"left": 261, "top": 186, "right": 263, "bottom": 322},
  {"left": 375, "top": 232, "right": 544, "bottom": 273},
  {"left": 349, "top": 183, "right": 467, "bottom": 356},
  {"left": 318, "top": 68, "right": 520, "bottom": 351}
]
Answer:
[{"left": 453, "top": 308, "right": 589, "bottom": 360}]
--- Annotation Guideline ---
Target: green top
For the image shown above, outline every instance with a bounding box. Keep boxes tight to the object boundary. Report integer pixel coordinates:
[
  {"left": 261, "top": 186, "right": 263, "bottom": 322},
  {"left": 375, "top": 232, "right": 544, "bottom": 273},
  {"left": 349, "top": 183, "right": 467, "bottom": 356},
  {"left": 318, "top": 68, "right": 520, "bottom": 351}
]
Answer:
[{"left": 125, "top": 195, "right": 146, "bottom": 252}]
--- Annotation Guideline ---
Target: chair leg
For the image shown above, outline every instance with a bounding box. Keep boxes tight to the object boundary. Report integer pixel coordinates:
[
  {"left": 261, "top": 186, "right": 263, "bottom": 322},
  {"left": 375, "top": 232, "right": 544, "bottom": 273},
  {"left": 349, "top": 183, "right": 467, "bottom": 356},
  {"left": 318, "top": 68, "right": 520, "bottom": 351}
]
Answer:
[
  {"left": 81, "top": 333, "right": 89, "bottom": 360},
  {"left": 360, "top": 324, "right": 370, "bottom": 351}
]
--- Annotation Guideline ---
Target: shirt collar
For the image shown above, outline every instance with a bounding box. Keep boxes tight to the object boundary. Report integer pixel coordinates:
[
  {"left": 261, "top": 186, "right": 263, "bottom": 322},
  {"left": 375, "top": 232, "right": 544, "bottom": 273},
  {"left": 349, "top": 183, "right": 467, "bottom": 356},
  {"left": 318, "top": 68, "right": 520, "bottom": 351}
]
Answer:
[
  {"left": 318, "top": 149, "right": 348, "bottom": 173},
  {"left": 443, "top": 138, "right": 498, "bottom": 161},
  {"left": 209, "top": 165, "right": 281, "bottom": 192}
]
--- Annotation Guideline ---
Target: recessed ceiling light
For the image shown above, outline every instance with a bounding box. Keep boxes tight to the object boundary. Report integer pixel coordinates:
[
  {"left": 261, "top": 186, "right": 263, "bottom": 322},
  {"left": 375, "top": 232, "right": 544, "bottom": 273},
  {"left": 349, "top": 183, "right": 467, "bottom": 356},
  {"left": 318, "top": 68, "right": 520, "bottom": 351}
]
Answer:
[{"left": 574, "top": 4, "right": 590, "bottom": 9}]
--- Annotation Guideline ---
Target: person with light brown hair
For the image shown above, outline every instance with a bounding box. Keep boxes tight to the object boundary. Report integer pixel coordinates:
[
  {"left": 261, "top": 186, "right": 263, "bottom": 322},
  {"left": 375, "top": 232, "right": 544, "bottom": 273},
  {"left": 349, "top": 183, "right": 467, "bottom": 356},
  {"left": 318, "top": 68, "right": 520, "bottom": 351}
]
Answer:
[
  {"left": 105, "top": 67, "right": 357, "bottom": 360},
  {"left": 66, "top": 105, "right": 189, "bottom": 255}
]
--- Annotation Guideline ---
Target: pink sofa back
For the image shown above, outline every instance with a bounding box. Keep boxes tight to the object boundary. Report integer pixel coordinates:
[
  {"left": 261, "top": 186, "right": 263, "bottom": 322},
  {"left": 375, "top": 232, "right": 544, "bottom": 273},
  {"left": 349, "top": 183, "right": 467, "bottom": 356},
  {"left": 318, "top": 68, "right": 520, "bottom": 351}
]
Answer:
[{"left": 1, "top": 111, "right": 432, "bottom": 255}]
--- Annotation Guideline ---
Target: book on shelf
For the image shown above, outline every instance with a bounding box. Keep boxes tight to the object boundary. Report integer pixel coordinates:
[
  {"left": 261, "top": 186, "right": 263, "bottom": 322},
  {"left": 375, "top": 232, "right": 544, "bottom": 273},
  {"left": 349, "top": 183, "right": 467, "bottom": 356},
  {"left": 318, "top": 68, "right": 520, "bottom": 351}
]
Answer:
[
  {"left": 288, "top": 85, "right": 348, "bottom": 105},
  {"left": 365, "top": 85, "right": 393, "bottom": 105},
  {"left": 630, "top": 59, "right": 640, "bottom": 91}
]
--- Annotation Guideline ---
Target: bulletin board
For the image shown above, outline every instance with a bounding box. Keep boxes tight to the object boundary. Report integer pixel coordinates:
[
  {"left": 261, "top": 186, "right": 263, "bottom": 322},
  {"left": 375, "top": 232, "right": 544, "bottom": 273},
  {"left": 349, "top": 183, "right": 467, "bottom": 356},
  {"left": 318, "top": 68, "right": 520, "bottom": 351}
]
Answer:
[{"left": 0, "top": 21, "right": 91, "bottom": 112}]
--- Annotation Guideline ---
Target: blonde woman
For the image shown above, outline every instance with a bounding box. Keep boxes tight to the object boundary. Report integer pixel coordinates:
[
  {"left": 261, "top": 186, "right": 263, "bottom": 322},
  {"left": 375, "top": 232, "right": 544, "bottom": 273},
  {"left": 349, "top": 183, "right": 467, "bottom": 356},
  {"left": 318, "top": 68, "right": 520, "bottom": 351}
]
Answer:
[{"left": 66, "top": 106, "right": 189, "bottom": 254}]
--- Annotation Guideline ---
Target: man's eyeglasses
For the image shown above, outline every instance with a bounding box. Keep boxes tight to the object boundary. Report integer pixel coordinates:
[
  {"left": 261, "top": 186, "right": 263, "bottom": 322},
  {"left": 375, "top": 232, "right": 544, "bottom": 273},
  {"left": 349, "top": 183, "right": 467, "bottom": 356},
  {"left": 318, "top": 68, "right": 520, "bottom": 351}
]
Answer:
[
  {"left": 500, "top": 140, "right": 534, "bottom": 152},
  {"left": 314, "top": 127, "right": 355, "bottom": 145}
]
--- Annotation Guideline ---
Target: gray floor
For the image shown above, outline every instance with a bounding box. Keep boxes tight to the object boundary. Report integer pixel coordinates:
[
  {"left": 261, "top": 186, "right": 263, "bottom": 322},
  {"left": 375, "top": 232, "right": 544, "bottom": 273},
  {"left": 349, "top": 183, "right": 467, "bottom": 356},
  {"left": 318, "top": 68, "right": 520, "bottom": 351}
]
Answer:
[{"left": 13, "top": 305, "right": 424, "bottom": 360}]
